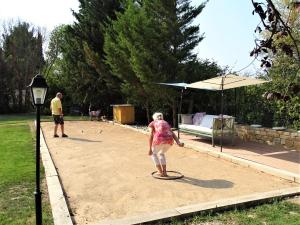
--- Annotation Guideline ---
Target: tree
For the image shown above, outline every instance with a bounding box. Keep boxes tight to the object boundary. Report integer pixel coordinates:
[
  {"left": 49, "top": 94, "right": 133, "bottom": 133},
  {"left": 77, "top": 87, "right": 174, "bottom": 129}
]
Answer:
[
  {"left": 0, "top": 47, "right": 10, "bottom": 113},
  {"left": 251, "top": 0, "right": 300, "bottom": 68},
  {"left": 56, "top": 0, "right": 123, "bottom": 113},
  {"left": 1, "top": 21, "right": 44, "bottom": 112},
  {"left": 250, "top": 0, "right": 300, "bottom": 129},
  {"left": 105, "top": 0, "right": 211, "bottom": 124},
  {"left": 42, "top": 25, "right": 69, "bottom": 113},
  {"left": 44, "top": 25, "right": 67, "bottom": 79}
]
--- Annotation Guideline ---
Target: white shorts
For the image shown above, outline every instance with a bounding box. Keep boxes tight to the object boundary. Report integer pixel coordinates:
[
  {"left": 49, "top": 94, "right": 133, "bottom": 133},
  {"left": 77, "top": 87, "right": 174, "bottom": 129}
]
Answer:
[{"left": 152, "top": 144, "right": 172, "bottom": 154}]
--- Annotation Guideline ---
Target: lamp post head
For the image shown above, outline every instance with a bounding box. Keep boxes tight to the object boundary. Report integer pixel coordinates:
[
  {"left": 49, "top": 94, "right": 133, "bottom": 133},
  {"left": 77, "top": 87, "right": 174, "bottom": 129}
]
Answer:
[{"left": 28, "top": 74, "right": 48, "bottom": 106}]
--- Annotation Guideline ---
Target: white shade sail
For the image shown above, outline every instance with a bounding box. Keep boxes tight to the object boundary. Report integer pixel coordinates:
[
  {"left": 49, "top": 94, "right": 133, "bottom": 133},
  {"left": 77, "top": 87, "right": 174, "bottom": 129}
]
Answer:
[
  {"left": 157, "top": 82, "right": 188, "bottom": 88},
  {"left": 187, "top": 74, "right": 270, "bottom": 91}
]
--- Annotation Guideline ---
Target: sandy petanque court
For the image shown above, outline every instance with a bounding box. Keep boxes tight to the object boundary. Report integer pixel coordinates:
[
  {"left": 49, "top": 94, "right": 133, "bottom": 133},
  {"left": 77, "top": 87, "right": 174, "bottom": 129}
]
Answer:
[{"left": 42, "top": 121, "right": 298, "bottom": 225}]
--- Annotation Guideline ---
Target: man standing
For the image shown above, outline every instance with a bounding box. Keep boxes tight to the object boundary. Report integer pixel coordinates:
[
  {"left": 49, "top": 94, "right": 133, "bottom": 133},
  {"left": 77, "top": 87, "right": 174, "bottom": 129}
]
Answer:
[{"left": 50, "top": 92, "right": 68, "bottom": 138}]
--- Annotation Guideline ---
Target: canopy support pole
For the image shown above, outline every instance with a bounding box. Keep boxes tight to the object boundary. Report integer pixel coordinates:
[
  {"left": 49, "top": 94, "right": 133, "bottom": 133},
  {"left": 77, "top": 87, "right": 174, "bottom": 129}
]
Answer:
[
  {"left": 178, "top": 89, "right": 184, "bottom": 139},
  {"left": 234, "top": 88, "right": 237, "bottom": 118},
  {"left": 220, "top": 76, "right": 224, "bottom": 152}
]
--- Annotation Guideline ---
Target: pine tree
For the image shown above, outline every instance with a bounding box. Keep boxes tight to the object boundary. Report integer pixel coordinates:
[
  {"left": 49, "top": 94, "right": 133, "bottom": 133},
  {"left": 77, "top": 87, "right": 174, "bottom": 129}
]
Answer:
[
  {"left": 60, "top": 0, "right": 123, "bottom": 112},
  {"left": 105, "top": 0, "right": 208, "bottom": 123}
]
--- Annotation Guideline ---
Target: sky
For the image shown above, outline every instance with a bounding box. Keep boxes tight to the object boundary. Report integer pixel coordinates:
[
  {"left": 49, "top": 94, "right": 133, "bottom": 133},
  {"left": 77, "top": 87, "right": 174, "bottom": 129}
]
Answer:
[
  {"left": 0, "top": 0, "right": 261, "bottom": 74},
  {"left": 192, "top": 0, "right": 261, "bottom": 74},
  {"left": 0, "top": 0, "right": 78, "bottom": 31}
]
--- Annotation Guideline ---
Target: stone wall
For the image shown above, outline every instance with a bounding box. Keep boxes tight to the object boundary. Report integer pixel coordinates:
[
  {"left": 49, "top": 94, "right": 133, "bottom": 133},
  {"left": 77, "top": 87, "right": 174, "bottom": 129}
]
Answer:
[{"left": 235, "top": 124, "right": 300, "bottom": 150}]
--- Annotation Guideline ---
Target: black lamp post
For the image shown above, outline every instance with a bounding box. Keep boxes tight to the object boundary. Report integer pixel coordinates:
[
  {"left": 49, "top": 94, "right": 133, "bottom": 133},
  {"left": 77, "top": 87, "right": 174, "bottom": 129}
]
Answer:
[{"left": 28, "top": 74, "right": 48, "bottom": 225}]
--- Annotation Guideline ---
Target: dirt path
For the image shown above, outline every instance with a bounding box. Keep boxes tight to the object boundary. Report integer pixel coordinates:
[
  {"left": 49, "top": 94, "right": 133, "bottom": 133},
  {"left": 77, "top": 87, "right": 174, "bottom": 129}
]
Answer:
[{"left": 42, "top": 121, "right": 298, "bottom": 225}]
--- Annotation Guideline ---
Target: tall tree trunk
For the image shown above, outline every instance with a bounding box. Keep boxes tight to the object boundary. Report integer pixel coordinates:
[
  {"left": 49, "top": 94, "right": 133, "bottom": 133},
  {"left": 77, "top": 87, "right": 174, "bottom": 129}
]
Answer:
[
  {"left": 18, "top": 88, "right": 23, "bottom": 112},
  {"left": 146, "top": 103, "right": 151, "bottom": 124},
  {"left": 10, "top": 90, "right": 16, "bottom": 110},
  {"left": 25, "top": 89, "right": 31, "bottom": 111},
  {"left": 188, "top": 97, "right": 194, "bottom": 114},
  {"left": 172, "top": 101, "right": 177, "bottom": 128}
]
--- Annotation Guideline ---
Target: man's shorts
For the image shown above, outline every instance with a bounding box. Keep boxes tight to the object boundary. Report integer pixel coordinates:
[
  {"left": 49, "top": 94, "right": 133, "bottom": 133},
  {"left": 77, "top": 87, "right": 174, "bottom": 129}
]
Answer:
[{"left": 53, "top": 115, "right": 64, "bottom": 125}]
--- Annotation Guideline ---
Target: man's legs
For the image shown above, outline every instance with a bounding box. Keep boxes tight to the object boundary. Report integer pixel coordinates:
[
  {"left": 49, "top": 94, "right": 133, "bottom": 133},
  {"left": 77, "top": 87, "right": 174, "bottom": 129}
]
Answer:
[
  {"left": 60, "top": 124, "right": 68, "bottom": 137},
  {"left": 61, "top": 124, "right": 64, "bottom": 134},
  {"left": 54, "top": 124, "right": 68, "bottom": 137},
  {"left": 53, "top": 115, "right": 59, "bottom": 137},
  {"left": 54, "top": 124, "right": 58, "bottom": 137}
]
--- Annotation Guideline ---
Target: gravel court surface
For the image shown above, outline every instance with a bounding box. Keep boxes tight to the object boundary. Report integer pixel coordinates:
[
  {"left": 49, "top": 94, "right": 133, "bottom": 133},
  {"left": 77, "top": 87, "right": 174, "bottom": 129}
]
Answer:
[{"left": 41, "top": 121, "right": 298, "bottom": 225}]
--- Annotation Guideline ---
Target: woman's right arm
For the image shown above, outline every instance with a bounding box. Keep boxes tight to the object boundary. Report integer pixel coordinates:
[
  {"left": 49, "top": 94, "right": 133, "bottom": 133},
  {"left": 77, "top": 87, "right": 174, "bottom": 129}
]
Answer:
[
  {"left": 172, "top": 131, "right": 184, "bottom": 147},
  {"left": 148, "top": 127, "right": 154, "bottom": 155}
]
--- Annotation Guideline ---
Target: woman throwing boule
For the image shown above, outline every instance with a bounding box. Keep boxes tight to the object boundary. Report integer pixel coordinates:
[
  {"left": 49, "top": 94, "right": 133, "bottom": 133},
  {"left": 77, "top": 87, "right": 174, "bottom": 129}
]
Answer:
[{"left": 148, "top": 112, "right": 184, "bottom": 177}]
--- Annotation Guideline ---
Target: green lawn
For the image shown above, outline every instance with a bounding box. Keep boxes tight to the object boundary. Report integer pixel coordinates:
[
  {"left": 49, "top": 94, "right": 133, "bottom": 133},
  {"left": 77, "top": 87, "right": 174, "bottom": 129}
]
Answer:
[
  {"left": 160, "top": 200, "right": 300, "bottom": 225},
  {"left": 0, "top": 116, "right": 53, "bottom": 225},
  {"left": 0, "top": 113, "right": 90, "bottom": 124}
]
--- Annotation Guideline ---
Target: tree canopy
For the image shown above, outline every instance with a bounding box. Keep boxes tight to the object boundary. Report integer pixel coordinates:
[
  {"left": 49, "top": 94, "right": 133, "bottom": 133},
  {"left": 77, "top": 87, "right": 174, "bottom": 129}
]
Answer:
[
  {"left": 246, "top": 0, "right": 300, "bottom": 129},
  {"left": 104, "top": 0, "right": 219, "bottom": 123},
  {"left": 44, "top": 0, "right": 124, "bottom": 115},
  {"left": 0, "top": 21, "right": 44, "bottom": 113},
  {"left": 2, "top": 0, "right": 298, "bottom": 129}
]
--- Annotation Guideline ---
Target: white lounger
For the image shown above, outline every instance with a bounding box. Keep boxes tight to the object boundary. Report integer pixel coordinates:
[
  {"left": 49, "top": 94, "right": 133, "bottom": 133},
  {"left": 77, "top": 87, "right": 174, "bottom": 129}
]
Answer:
[{"left": 178, "top": 114, "right": 235, "bottom": 146}]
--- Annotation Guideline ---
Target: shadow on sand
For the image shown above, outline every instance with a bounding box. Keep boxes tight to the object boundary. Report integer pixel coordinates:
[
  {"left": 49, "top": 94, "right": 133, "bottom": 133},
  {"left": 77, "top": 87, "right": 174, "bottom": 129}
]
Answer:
[
  {"left": 67, "top": 137, "right": 102, "bottom": 143},
  {"left": 173, "top": 176, "right": 234, "bottom": 189}
]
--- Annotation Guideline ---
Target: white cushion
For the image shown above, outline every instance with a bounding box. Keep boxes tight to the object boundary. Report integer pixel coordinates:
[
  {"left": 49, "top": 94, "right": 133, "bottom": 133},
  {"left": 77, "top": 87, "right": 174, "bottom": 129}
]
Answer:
[
  {"left": 219, "top": 114, "right": 232, "bottom": 118},
  {"left": 179, "top": 124, "right": 232, "bottom": 134},
  {"left": 179, "top": 124, "right": 213, "bottom": 134},
  {"left": 181, "top": 114, "right": 193, "bottom": 124},
  {"left": 199, "top": 115, "right": 218, "bottom": 129},
  {"left": 192, "top": 112, "right": 206, "bottom": 125}
]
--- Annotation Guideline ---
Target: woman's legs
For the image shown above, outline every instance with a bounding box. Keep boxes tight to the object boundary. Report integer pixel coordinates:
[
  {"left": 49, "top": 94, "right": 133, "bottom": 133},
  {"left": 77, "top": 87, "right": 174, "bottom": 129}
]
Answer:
[
  {"left": 158, "top": 153, "right": 167, "bottom": 176},
  {"left": 151, "top": 144, "right": 171, "bottom": 176},
  {"left": 151, "top": 153, "right": 163, "bottom": 175}
]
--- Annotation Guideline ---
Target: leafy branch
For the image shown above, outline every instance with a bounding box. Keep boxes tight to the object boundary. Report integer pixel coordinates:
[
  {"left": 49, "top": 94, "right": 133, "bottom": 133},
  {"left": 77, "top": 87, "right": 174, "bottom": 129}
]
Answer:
[{"left": 250, "top": 0, "right": 300, "bottom": 68}]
